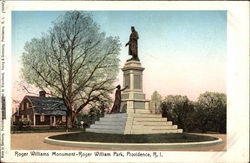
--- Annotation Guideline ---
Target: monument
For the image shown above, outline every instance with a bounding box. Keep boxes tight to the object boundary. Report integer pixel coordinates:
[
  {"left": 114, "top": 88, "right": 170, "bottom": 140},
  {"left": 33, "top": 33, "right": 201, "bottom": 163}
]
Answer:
[
  {"left": 125, "top": 26, "right": 139, "bottom": 61},
  {"left": 86, "top": 27, "right": 183, "bottom": 134}
]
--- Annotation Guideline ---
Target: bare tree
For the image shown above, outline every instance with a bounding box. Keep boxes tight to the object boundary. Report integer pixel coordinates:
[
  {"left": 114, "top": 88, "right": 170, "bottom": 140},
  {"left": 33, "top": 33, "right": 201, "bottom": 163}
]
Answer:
[{"left": 21, "top": 11, "right": 121, "bottom": 128}]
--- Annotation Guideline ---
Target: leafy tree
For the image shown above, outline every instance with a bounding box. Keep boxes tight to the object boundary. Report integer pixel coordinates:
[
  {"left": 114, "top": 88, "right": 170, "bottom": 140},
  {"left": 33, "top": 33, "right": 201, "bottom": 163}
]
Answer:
[
  {"left": 21, "top": 11, "right": 121, "bottom": 128},
  {"left": 161, "top": 95, "right": 191, "bottom": 131},
  {"left": 195, "top": 92, "right": 227, "bottom": 133},
  {"left": 150, "top": 91, "right": 162, "bottom": 113},
  {"left": 75, "top": 100, "right": 109, "bottom": 128},
  {"left": 161, "top": 92, "right": 226, "bottom": 133}
]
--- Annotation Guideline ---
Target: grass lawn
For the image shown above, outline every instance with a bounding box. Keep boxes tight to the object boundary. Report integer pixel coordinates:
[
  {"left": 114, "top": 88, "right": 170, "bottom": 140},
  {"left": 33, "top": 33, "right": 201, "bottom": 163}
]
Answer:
[{"left": 49, "top": 132, "right": 218, "bottom": 143}]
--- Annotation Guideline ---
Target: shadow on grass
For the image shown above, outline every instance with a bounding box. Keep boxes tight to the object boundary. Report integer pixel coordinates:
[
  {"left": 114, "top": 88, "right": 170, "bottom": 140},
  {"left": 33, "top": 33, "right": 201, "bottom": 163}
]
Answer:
[{"left": 49, "top": 132, "right": 218, "bottom": 143}]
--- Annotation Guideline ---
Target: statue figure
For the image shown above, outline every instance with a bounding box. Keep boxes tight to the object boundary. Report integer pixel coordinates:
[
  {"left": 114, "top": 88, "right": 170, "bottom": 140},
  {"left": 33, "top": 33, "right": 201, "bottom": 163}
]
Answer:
[
  {"left": 109, "top": 85, "right": 128, "bottom": 114},
  {"left": 125, "top": 26, "right": 139, "bottom": 61}
]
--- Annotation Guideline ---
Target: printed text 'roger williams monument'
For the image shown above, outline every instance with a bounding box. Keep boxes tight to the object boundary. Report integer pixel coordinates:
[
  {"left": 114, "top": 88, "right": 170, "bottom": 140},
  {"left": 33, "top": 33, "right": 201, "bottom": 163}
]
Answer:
[{"left": 86, "top": 27, "right": 183, "bottom": 134}]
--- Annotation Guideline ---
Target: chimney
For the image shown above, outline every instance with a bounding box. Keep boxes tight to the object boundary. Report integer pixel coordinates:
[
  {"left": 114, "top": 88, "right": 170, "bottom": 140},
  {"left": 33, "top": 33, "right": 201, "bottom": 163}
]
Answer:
[{"left": 39, "top": 91, "right": 46, "bottom": 97}]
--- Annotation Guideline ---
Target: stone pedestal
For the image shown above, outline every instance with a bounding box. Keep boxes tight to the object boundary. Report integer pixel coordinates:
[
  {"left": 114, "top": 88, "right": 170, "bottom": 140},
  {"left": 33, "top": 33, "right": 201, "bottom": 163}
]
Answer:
[
  {"left": 86, "top": 60, "right": 183, "bottom": 134},
  {"left": 120, "top": 60, "right": 150, "bottom": 113}
]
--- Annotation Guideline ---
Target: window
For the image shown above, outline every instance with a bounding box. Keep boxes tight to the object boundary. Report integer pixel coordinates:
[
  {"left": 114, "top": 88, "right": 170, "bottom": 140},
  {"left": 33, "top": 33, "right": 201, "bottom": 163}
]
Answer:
[
  {"left": 62, "top": 116, "right": 66, "bottom": 122},
  {"left": 21, "top": 103, "right": 24, "bottom": 110},
  {"left": 40, "top": 115, "right": 45, "bottom": 122},
  {"left": 26, "top": 102, "right": 29, "bottom": 109},
  {"left": 13, "top": 116, "right": 16, "bottom": 122},
  {"left": 27, "top": 115, "right": 30, "bottom": 121},
  {"left": 21, "top": 115, "right": 24, "bottom": 120}
]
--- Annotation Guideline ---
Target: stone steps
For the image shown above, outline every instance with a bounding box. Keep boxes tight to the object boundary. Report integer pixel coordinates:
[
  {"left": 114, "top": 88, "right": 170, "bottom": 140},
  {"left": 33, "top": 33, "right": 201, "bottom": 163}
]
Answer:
[
  {"left": 95, "top": 121, "right": 126, "bottom": 125},
  {"left": 129, "top": 114, "right": 162, "bottom": 118},
  {"left": 132, "top": 121, "right": 172, "bottom": 125},
  {"left": 100, "top": 117, "right": 167, "bottom": 122},
  {"left": 127, "top": 125, "right": 177, "bottom": 130},
  {"left": 128, "top": 117, "right": 168, "bottom": 122},
  {"left": 90, "top": 124, "right": 125, "bottom": 129},
  {"left": 86, "top": 128, "right": 124, "bottom": 134},
  {"left": 104, "top": 113, "right": 128, "bottom": 118},
  {"left": 86, "top": 112, "right": 183, "bottom": 134},
  {"left": 128, "top": 129, "right": 183, "bottom": 134},
  {"left": 104, "top": 113, "right": 162, "bottom": 118},
  {"left": 90, "top": 124, "right": 177, "bottom": 130},
  {"left": 95, "top": 120, "right": 172, "bottom": 126},
  {"left": 86, "top": 128, "right": 183, "bottom": 134},
  {"left": 99, "top": 117, "right": 127, "bottom": 121}
]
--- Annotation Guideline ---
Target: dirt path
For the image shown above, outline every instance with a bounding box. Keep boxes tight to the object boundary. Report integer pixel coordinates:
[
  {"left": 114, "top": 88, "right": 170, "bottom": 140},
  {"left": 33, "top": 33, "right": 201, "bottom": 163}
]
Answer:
[{"left": 11, "top": 132, "right": 226, "bottom": 151}]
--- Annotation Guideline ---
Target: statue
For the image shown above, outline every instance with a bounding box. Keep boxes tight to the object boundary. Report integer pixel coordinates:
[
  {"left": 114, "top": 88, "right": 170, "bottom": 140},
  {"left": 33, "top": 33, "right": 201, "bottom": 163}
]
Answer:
[
  {"left": 125, "top": 26, "right": 139, "bottom": 61},
  {"left": 109, "top": 85, "right": 128, "bottom": 114}
]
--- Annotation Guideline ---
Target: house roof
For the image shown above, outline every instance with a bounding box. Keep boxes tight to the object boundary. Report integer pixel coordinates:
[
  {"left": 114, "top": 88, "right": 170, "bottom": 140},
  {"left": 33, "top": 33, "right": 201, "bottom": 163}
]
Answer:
[{"left": 26, "top": 96, "right": 67, "bottom": 115}]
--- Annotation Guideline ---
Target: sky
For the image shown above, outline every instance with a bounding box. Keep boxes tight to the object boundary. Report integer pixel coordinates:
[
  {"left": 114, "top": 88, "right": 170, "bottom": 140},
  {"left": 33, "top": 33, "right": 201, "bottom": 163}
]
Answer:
[{"left": 12, "top": 11, "right": 227, "bottom": 102}]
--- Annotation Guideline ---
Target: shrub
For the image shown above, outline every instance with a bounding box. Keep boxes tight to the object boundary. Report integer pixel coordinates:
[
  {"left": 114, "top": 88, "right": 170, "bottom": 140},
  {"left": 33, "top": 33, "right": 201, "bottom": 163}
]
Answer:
[
  {"left": 15, "top": 118, "right": 31, "bottom": 129},
  {"left": 160, "top": 92, "right": 226, "bottom": 133}
]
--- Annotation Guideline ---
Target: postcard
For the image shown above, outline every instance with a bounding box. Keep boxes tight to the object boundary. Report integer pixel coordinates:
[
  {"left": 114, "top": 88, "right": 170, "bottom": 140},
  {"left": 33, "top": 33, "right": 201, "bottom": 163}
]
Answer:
[{"left": 0, "top": 1, "right": 249, "bottom": 162}]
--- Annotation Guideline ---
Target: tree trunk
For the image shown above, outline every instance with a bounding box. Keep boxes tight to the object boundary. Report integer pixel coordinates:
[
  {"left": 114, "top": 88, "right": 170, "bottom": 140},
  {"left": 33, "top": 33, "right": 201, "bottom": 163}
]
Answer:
[
  {"left": 66, "top": 111, "right": 73, "bottom": 129},
  {"left": 66, "top": 111, "right": 78, "bottom": 129},
  {"left": 65, "top": 102, "right": 86, "bottom": 129}
]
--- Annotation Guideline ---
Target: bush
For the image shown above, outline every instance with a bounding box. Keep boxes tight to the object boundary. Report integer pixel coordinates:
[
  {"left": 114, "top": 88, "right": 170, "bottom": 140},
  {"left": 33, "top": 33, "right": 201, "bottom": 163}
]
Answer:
[
  {"left": 195, "top": 92, "right": 226, "bottom": 133},
  {"left": 160, "top": 92, "right": 227, "bottom": 133},
  {"left": 15, "top": 118, "right": 31, "bottom": 129},
  {"left": 75, "top": 105, "right": 107, "bottom": 128},
  {"left": 161, "top": 95, "right": 192, "bottom": 132}
]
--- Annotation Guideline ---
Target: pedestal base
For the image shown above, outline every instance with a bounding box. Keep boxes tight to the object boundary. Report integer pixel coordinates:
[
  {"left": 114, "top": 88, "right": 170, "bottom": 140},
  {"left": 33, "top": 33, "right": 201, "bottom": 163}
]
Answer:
[{"left": 86, "top": 111, "right": 183, "bottom": 134}]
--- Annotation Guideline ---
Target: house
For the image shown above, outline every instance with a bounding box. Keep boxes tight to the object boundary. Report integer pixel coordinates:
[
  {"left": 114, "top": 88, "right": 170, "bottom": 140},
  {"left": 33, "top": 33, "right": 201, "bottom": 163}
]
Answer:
[{"left": 13, "top": 91, "right": 67, "bottom": 127}]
